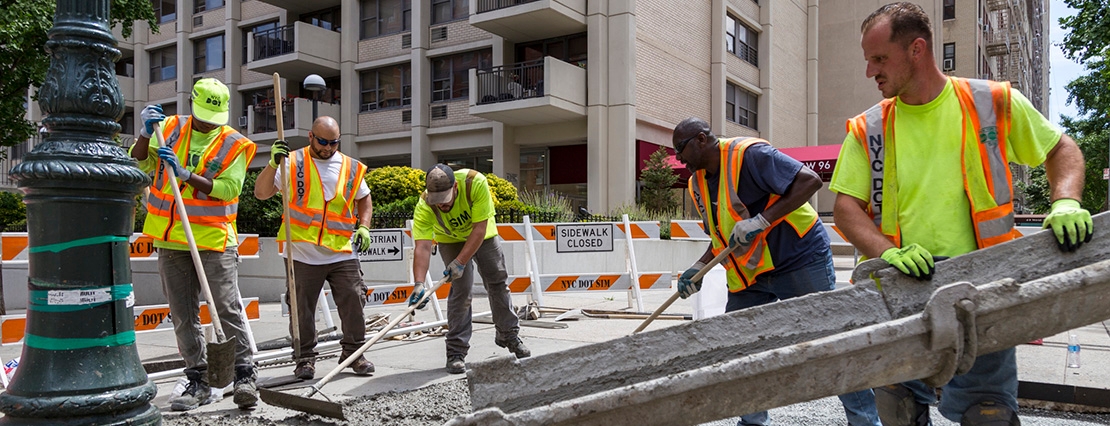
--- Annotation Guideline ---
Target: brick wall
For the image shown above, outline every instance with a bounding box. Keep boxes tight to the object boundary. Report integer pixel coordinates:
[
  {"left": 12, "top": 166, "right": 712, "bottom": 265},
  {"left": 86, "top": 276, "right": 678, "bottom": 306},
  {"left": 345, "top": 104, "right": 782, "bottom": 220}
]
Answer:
[
  {"left": 358, "top": 109, "right": 412, "bottom": 135},
  {"left": 429, "top": 20, "right": 492, "bottom": 50},
  {"left": 358, "top": 34, "right": 411, "bottom": 63},
  {"left": 769, "top": 3, "right": 808, "bottom": 148},
  {"left": 242, "top": 1, "right": 282, "bottom": 20},
  {"left": 241, "top": 66, "right": 270, "bottom": 85},
  {"left": 726, "top": 55, "right": 758, "bottom": 86},
  {"left": 635, "top": 0, "right": 713, "bottom": 126},
  {"left": 149, "top": 80, "right": 176, "bottom": 101},
  {"left": 194, "top": 9, "right": 225, "bottom": 32},
  {"left": 725, "top": 121, "right": 758, "bottom": 139},
  {"left": 148, "top": 23, "right": 176, "bottom": 44},
  {"left": 429, "top": 100, "right": 486, "bottom": 128}
]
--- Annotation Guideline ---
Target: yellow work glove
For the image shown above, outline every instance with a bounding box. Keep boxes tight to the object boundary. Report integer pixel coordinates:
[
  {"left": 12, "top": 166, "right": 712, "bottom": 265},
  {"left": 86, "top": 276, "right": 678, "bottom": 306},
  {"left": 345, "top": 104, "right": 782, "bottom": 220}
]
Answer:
[
  {"left": 880, "top": 243, "right": 935, "bottom": 280},
  {"left": 1043, "top": 198, "right": 1093, "bottom": 252},
  {"left": 353, "top": 225, "right": 372, "bottom": 254}
]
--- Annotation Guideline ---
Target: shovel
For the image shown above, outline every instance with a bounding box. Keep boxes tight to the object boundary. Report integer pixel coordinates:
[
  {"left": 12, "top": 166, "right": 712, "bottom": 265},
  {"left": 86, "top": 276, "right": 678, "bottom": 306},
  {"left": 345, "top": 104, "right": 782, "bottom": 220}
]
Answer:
[
  {"left": 260, "top": 277, "right": 448, "bottom": 419},
  {"left": 152, "top": 123, "right": 236, "bottom": 388},
  {"left": 632, "top": 244, "right": 741, "bottom": 334},
  {"left": 272, "top": 72, "right": 303, "bottom": 362}
]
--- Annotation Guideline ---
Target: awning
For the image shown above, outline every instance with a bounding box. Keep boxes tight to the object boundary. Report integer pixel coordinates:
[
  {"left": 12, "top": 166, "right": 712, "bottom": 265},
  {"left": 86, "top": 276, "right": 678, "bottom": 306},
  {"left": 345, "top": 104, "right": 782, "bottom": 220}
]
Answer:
[
  {"left": 777, "top": 144, "right": 842, "bottom": 181},
  {"left": 636, "top": 140, "right": 692, "bottom": 187}
]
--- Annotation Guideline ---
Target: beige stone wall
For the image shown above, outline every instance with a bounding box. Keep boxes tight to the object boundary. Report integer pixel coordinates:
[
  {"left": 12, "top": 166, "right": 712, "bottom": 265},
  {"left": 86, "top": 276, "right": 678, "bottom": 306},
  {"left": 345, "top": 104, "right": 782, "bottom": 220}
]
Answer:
[
  {"left": 429, "top": 100, "right": 486, "bottom": 128},
  {"left": 725, "top": 121, "right": 758, "bottom": 139},
  {"left": 358, "top": 34, "right": 412, "bottom": 63},
  {"left": 728, "top": 0, "right": 759, "bottom": 22},
  {"left": 726, "top": 55, "right": 758, "bottom": 86},
  {"left": 148, "top": 23, "right": 176, "bottom": 45},
  {"left": 194, "top": 9, "right": 226, "bottom": 32},
  {"left": 358, "top": 109, "right": 412, "bottom": 135},
  {"left": 429, "top": 20, "right": 492, "bottom": 50},
  {"left": 768, "top": 3, "right": 808, "bottom": 148},
  {"left": 242, "top": 1, "right": 283, "bottom": 20},
  {"left": 149, "top": 80, "right": 177, "bottom": 101},
  {"left": 634, "top": 0, "right": 713, "bottom": 127},
  {"left": 241, "top": 66, "right": 270, "bottom": 85}
]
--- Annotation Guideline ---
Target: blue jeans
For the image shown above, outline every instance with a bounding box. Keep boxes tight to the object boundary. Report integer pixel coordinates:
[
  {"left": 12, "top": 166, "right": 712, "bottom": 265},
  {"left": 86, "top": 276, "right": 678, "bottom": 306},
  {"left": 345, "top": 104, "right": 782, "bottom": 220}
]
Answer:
[
  {"left": 729, "top": 250, "right": 881, "bottom": 426},
  {"left": 898, "top": 348, "right": 1018, "bottom": 423}
]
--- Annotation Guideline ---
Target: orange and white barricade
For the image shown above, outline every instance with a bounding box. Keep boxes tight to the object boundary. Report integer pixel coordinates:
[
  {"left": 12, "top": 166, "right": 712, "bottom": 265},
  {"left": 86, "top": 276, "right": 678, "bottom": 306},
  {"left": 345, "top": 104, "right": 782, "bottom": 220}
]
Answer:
[
  {"left": 0, "top": 233, "right": 260, "bottom": 264},
  {"left": 668, "top": 220, "right": 709, "bottom": 240}
]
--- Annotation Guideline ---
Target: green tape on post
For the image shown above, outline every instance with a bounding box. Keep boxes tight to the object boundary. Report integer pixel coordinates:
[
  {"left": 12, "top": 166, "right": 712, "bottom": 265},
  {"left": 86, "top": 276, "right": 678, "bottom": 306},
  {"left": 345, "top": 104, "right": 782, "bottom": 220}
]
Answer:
[
  {"left": 29, "top": 235, "right": 129, "bottom": 254},
  {"left": 24, "top": 331, "right": 137, "bottom": 350}
]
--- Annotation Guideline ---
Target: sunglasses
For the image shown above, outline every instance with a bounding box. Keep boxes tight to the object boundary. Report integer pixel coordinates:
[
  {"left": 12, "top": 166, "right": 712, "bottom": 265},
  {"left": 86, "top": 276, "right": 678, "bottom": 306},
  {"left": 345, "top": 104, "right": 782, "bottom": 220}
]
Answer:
[
  {"left": 313, "top": 135, "right": 341, "bottom": 146},
  {"left": 675, "top": 132, "right": 701, "bottom": 155}
]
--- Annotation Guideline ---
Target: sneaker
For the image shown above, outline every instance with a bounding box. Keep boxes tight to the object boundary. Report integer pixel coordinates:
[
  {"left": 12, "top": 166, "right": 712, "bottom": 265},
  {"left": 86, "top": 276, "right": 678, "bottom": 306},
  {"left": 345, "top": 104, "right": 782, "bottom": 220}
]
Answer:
[
  {"left": 232, "top": 365, "right": 258, "bottom": 409},
  {"left": 496, "top": 336, "right": 531, "bottom": 359},
  {"left": 170, "top": 371, "right": 212, "bottom": 411},
  {"left": 293, "top": 359, "right": 315, "bottom": 380},
  {"left": 446, "top": 355, "right": 466, "bottom": 374},
  {"left": 344, "top": 353, "right": 375, "bottom": 376}
]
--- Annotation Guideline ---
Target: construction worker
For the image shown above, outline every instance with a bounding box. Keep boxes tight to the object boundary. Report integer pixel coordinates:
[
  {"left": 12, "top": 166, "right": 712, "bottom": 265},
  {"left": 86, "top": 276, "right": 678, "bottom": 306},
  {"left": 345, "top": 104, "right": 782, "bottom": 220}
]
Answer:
[
  {"left": 253, "top": 116, "right": 376, "bottom": 380},
  {"left": 672, "top": 117, "right": 882, "bottom": 426},
  {"left": 832, "top": 3, "right": 1093, "bottom": 425},
  {"left": 130, "top": 78, "right": 258, "bottom": 410},
  {"left": 409, "top": 164, "right": 530, "bottom": 374}
]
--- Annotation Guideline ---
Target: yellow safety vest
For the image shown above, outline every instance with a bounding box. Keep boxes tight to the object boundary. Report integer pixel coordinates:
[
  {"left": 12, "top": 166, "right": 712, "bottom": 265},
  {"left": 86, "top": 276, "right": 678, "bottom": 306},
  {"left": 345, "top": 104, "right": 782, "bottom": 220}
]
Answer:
[
  {"left": 143, "top": 115, "right": 257, "bottom": 252},
  {"left": 688, "top": 138, "right": 819, "bottom": 292},
  {"left": 278, "top": 149, "right": 368, "bottom": 252},
  {"left": 846, "top": 77, "right": 1023, "bottom": 248}
]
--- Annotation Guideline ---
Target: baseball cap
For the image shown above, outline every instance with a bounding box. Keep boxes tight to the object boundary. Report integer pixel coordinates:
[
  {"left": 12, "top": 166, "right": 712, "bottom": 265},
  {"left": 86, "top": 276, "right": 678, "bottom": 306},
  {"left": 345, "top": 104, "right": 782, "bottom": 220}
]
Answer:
[
  {"left": 425, "top": 164, "right": 457, "bottom": 205},
  {"left": 191, "top": 78, "right": 230, "bottom": 125}
]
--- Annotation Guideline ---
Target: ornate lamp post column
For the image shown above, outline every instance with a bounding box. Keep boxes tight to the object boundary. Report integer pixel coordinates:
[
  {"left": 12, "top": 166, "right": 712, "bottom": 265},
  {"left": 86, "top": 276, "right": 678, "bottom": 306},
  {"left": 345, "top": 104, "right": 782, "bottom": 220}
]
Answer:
[{"left": 0, "top": 0, "right": 160, "bottom": 424}]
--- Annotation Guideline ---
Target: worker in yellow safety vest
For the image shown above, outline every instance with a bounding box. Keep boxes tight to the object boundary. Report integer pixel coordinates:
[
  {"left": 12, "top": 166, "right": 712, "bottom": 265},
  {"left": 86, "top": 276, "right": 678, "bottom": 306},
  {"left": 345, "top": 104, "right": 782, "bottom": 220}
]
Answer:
[
  {"left": 832, "top": 3, "right": 1093, "bottom": 425},
  {"left": 672, "top": 117, "right": 882, "bottom": 426},
  {"left": 254, "top": 116, "right": 375, "bottom": 381},
  {"left": 130, "top": 78, "right": 258, "bottom": 411}
]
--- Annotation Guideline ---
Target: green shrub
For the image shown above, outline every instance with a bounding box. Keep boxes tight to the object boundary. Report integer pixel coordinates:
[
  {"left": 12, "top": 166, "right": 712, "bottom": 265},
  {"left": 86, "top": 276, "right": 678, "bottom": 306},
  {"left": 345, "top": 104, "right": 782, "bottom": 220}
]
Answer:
[
  {"left": 516, "top": 190, "right": 575, "bottom": 222},
  {"left": 237, "top": 170, "right": 284, "bottom": 236},
  {"left": 366, "top": 166, "right": 425, "bottom": 206},
  {"left": 0, "top": 191, "right": 26, "bottom": 232},
  {"left": 638, "top": 147, "right": 680, "bottom": 215},
  {"left": 485, "top": 173, "right": 518, "bottom": 205},
  {"left": 375, "top": 195, "right": 419, "bottom": 214}
]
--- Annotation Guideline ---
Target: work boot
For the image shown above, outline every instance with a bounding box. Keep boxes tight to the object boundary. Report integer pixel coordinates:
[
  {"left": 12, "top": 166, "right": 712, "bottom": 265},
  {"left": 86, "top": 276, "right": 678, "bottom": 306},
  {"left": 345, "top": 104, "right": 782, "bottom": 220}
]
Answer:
[
  {"left": 874, "top": 384, "right": 929, "bottom": 426},
  {"left": 496, "top": 336, "right": 531, "bottom": 359},
  {"left": 232, "top": 365, "right": 258, "bottom": 409},
  {"left": 293, "top": 358, "right": 315, "bottom": 380},
  {"left": 343, "top": 352, "right": 375, "bottom": 376},
  {"left": 961, "top": 400, "right": 1020, "bottom": 425},
  {"left": 446, "top": 355, "right": 466, "bottom": 374},
  {"left": 170, "top": 370, "right": 212, "bottom": 411}
]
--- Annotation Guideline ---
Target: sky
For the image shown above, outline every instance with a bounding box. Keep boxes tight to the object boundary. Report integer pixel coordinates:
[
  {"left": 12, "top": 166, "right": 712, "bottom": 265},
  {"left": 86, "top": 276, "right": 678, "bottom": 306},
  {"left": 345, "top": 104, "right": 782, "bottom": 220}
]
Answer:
[{"left": 1048, "top": 0, "right": 1084, "bottom": 125}]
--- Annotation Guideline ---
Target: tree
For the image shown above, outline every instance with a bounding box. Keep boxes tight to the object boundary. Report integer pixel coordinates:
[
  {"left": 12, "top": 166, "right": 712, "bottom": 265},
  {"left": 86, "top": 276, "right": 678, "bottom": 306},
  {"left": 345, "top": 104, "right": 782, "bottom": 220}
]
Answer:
[
  {"left": 638, "top": 147, "right": 680, "bottom": 215},
  {"left": 0, "top": 0, "right": 157, "bottom": 149}
]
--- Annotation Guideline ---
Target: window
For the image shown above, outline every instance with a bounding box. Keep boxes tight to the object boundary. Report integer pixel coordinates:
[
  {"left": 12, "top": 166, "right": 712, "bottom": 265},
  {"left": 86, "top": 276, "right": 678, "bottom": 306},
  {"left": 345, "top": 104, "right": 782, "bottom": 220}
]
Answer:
[
  {"left": 152, "top": 0, "right": 176, "bottom": 23},
  {"left": 302, "top": 6, "right": 341, "bottom": 31},
  {"left": 361, "top": 64, "right": 412, "bottom": 111},
  {"left": 726, "top": 82, "right": 758, "bottom": 129},
  {"left": 431, "top": 49, "right": 491, "bottom": 102},
  {"left": 943, "top": 43, "right": 955, "bottom": 71},
  {"left": 116, "top": 56, "right": 135, "bottom": 77},
  {"left": 150, "top": 47, "right": 176, "bottom": 82},
  {"left": 431, "top": 0, "right": 468, "bottom": 24},
  {"left": 943, "top": 0, "right": 955, "bottom": 20},
  {"left": 194, "top": 0, "right": 223, "bottom": 14},
  {"left": 726, "top": 15, "right": 758, "bottom": 66},
  {"left": 194, "top": 34, "right": 225, "bottom": 73},
  {"left": 361, "top": 0, "right": 411, "bottom": 39},
  {"left": 242, "top": 21, "right": 278, "bottom": 64}
]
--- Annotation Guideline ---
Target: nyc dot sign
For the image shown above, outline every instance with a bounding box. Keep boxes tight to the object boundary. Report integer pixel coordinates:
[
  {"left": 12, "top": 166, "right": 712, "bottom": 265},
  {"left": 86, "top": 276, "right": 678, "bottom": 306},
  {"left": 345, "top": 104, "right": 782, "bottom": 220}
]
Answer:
[{"left": 555, "top": 223, "right": 614, "bottom": 253}]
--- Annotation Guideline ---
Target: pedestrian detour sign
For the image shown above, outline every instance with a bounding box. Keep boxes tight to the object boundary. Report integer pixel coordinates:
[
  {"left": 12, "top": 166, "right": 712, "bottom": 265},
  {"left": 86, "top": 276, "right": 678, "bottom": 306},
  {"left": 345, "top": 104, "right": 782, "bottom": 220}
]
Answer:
[
  {"left": 359, "top": 229, "right": 404, "bottom": 262},
  {"left": 555, "top": 223, "right": 614, "bottom": 253}
]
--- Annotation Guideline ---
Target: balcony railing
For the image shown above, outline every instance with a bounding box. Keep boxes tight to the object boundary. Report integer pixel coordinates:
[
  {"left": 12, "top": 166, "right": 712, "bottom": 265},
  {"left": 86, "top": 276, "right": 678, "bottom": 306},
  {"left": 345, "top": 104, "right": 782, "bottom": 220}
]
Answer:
[
  {"left": 251, "top": 100, "right": 295, "bottom": 134},
  {"left": 252, "top": 25, "right": 295, "bottom": 61},
  {"left": 475, "top": 59, "right": 545, "bottom": 105},
  {"left": 476, "top": 0, "right": 540, "bottom": 14}
]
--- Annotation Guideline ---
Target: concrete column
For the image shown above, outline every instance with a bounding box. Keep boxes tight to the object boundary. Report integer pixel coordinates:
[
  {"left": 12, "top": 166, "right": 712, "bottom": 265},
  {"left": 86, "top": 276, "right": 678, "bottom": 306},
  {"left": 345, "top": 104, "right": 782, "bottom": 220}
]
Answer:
[
  {"left": 340, "top": 0, "right": 360, "bottom": 152},
  {"left": 410, "top": 0, "right": 432, "bottom": 170},
  {"left": 226, "top": 0, "right": 243, "bottom": 127},
  {"left": 758, "top": 0, "right": 772, "bottom": 140},
  {"left": 586, "top": 3, "right": 609, "bottom": 211},
  {"left": 493, "top": 123, "right": 519, "bottom": 186},
  {"left": 606, "top": 0, "right": 637, "bottom": 209},
  {"left": 177, "top": 2, "right": 193, "bottom": 111},
  {"left": 710, "top": 0, "right": 726, "bottom": 135},
  {"left": 807, "top": 0, "right": 820, "bottom": 208}
]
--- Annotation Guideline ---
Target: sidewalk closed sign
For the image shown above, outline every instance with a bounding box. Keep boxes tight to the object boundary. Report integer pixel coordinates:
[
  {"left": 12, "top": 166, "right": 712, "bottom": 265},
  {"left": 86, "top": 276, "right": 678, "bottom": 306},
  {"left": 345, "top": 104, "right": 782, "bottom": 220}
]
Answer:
[{"left": 556, "top": 224, "right": 614, "bottom": 253}]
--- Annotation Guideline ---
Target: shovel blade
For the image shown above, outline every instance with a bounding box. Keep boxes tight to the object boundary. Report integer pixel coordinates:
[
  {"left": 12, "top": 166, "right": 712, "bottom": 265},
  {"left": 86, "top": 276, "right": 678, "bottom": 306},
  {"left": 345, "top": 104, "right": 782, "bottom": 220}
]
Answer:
[
  {"left": 206, "top": 339, "right": 237, "bottom": 388},
  {"left": 260, "top": 388, "right": 345, "bottom": 420}
]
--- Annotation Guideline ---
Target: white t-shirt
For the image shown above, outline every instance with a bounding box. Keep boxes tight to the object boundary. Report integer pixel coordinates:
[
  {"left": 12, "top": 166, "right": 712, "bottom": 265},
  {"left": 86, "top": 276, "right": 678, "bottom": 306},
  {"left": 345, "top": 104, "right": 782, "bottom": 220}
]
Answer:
[{"left": 275, "top": 152, "right": 371, "bottom": 265}]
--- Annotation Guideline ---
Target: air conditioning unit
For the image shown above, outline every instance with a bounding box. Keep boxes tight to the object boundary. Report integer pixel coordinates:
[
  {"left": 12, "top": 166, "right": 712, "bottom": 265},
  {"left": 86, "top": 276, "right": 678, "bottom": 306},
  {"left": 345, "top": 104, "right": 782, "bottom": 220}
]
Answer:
[
  {"left": 401, "top": 34, "right": 412, "bottom": 49},
  {"left": 238, "top": 116, "right": 248, "bottom": 127},
  {"left": 430, "top": 27, "right": 448, "bottom": 42},
  {"left": 431, "top": 105, "right": 448, "bottom": 120},
  {"left": 943, "top": 58, "right": 955, "bottom": 71},
  {"left": 401, "top": 110, "right": 412, "bottom": 123},
  {"left": 194, "top": 16, "right": 203, "bottom": 27}
]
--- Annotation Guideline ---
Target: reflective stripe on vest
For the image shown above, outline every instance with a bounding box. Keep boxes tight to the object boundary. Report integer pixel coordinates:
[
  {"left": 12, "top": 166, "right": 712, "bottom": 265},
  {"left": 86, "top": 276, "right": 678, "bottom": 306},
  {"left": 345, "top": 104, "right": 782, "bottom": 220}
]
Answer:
[
  {"left": 279, "top": 149, "right": 367, "bottom": 252},
  {"left": 850, "top": 77, "right": 1019, "bottom": 249}
]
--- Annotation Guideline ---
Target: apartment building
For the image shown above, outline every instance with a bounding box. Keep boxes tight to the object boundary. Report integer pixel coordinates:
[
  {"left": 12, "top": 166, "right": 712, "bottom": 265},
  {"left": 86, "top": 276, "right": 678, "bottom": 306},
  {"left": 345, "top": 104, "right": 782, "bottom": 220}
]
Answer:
[{"left": 816, "top": 0, "right": 1050, "bottom": 212}]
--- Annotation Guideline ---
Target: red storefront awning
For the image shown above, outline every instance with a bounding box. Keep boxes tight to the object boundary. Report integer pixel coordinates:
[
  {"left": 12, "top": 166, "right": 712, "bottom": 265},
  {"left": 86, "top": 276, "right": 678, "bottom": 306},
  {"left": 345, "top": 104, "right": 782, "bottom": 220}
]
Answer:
[{"left": 777, "top": 144, "right": 842, "bottom": 181}]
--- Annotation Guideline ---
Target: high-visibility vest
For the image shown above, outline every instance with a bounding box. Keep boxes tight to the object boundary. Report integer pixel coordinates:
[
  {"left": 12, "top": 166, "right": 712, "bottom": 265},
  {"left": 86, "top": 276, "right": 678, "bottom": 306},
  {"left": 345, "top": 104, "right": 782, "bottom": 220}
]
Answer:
[
  {"left": 688, "top": 138, "right": 820, "bottom": 292},
  {"left": 420, "top": 169, "right": 491, "bottom": 238},
  {"left": 846, "top": 77, "right": 1023, "bottom": 249},
  {"left": 143, "top": 115, "right": 257, "bottom": 252},
  {"left": 277, "top": 149, "right": 368, "bottom": 252}
]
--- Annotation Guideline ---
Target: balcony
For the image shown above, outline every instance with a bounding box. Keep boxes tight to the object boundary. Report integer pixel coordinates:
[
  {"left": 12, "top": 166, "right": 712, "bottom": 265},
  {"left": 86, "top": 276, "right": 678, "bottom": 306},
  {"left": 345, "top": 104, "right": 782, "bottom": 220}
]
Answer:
[
  {"left": 469, "top": 57, "right": 586, "bottom": 126},
  {"left": 246, "top": 22, "right": 340, "bottom": 83},
  {"left": 248, "top": 0, "right": 337, "bottom": 17},
  {"left": 246, "top": 97, "right": 341, "bottom": 147},
  {"left": 470, "top": 0, "right": 586, "bottom": 42}
]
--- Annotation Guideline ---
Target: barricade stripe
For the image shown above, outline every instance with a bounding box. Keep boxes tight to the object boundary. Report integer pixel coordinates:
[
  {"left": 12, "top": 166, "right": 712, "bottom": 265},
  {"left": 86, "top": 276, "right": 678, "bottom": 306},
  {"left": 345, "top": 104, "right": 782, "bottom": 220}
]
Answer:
[
  {"left": 670, "top": 223, "right": 691, "bottom": 239},
  {"left": 2, "top": 235, "right": 27, "bottom": 261},
  {"left": 238, "top": 236, "right": 260, "bottom": 257},
  {"left": 532, "top": 225, "right": 556, "bottom": 241},
  {"left": 638, "top": 273, "right": 666, "bottom": 289},
  {"left": 2, "top": 319, "right": 25, "bottom": 345},
  {"left": 508, "top": 276, "right": 531, "bottom": 293},
  {"left": 497, "top": 225, "right": 525, "bottom": 241},
  {"left": 545, "top": 276, "right": 580, "bottom": 292}
]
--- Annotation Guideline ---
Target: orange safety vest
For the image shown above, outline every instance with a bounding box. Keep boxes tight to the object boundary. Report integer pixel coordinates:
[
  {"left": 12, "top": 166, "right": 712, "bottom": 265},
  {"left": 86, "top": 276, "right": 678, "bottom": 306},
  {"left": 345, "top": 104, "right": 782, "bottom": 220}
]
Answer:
[
  {"left": 688, "top": 138, "right": 819, "bottom": 292},
  {"left": 144, "top": 115, "right": 257, "bottom": 251},
  {"left": 845, "top": 77, "right": 1023, "bottom": 249},
  {"left": 277, "top": 149, "right": 368, "bottom": 252}
]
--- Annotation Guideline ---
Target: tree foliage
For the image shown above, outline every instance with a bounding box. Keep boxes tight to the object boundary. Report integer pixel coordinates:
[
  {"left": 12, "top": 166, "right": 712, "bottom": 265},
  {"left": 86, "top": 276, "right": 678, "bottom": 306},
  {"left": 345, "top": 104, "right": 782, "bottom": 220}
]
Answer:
[
  {"left": 0, "top": 0, "right": 157, "bottom": 148},
  {"left": 638, "top": 147, "right": 680, "bottom": 214},
  {"left": 485, "top": 173, "right": 518, "bottom": 205},
  {"left": 237, "top": 170, "right": 283, "bottom": 236},
  {"left": 366, "top": 166, "right": 426, "bottom": 206}
]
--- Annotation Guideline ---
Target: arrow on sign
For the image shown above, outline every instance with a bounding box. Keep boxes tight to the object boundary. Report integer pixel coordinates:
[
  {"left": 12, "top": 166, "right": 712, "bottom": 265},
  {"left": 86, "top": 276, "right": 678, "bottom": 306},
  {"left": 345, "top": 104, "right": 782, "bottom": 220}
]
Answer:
[{"left": 388, "top": 247, "right": 400, "bottom": 255}]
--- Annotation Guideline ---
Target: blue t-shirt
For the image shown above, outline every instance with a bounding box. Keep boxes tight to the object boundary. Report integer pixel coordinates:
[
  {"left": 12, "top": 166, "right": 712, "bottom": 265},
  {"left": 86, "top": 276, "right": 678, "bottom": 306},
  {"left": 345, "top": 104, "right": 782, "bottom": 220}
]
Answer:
[{"left": 705, "top": 143, "right": 830, "bottom": 274}]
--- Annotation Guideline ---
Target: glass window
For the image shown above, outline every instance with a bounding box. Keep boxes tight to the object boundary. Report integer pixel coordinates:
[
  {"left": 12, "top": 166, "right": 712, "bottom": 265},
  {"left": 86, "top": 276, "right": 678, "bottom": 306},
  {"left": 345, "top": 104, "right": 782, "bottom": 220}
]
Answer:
[
  {"left": 943, "top": 42, "right": 955, "bottom": 71},
  {"left": 361, "top": 0, "right": 411, "bottom": 39},
  {"left": 431, "top": 0, "right": 468, "bottom": 24},
  {"left": 943, "top": 0, "right": 955, "bottom": 20},
  {"left": 515, "top": 32, "right": 587, "bottom": 64},
  {"left": 302, "top": 6, "right": 341, "bottom": 32},
  {"left": 430, "top": 49, "right": 490, "bottom": 102},
  {"left": 150, "top": 47, "right": 176, "bottom": 82},
  {"left": 726, "top": 82, "right": 758, "bottom": 130},
  {"left": 194, "top": 34, "right": 225, "bottom": 73},
  {"left": 152, "top": 0, "right": 176, "bottom": 23},
  {"left": 726, "top": 15, "right": 758, "bottom": 66},
  {"left": 242, "top": 21, "right": 278, "bottom": 65},
  {"left": 194, "top": 0, "right": 223, "bottom": 14},
  {"left": 360, "top": 64, "right": 412, "bottom": 111}
]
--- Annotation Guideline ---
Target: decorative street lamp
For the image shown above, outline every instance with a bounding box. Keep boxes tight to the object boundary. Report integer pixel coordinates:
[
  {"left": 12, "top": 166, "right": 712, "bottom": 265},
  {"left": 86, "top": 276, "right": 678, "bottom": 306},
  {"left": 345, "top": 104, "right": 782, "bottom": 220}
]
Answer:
[
  {"left": 0, "top": 0, "right": 159, "bottom": 424},
  {"left": 303, "top": 74, "right": 326, "bottom": 121}
]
